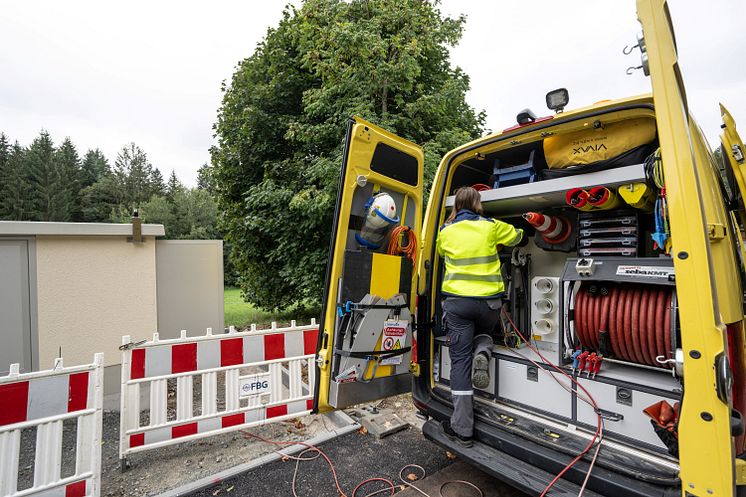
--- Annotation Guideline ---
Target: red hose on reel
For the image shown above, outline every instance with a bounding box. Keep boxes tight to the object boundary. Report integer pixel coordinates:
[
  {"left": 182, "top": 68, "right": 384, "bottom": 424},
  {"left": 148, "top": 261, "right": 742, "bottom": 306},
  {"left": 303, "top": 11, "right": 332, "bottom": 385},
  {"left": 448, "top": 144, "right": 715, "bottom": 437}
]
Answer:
[{"left": 574, "top": 284, "right": 675, "bottom": 368}]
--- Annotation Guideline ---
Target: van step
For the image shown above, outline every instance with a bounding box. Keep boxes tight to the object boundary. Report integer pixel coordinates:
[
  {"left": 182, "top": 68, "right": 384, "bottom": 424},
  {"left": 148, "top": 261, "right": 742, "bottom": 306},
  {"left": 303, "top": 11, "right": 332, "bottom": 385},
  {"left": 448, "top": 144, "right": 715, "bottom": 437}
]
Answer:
[{"left": 423, "top": 420, "right": 603, "bottom": 497}]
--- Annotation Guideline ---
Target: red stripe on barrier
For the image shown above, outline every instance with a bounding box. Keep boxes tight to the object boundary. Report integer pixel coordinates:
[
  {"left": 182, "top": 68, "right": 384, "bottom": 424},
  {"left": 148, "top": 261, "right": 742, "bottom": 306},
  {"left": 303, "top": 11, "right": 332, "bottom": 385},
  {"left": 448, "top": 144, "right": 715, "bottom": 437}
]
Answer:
[
  {"left": 131, "top": 349, "right": 145, "bottom": 379},
  {"left": 130, "top": 433, "right": 144, "bottom": 448},
  {"left": 221, "top": 413, "right": 245, "bottom": 428},
  {"left": 0, "top": 381, "right": 29, "bottom": 426},
  {"left": 303, "top": 329, "right": 318, "bottom": 355},
  {"left": 172, "top": 343, "right": 197, "bottom": 373},
  {"left": 65, "top": 480, "right": 86, "bottom": 497},
  {"left": 220, "top": 338, "right": 243, "bottom": 367},
  {"left": 172, "top": 422, "right": 198, "bottom": 438},
  {"left": 264, "top": 333, "right": 285, "bottom": 361},
  {"left": 306, "top": 399, "right": 314, "bottom": 411},
  {"left": 266, "top": 404, "right": 287, "bottom": 419},
  {"left": 68, "top": 372, "right": 89, "bottom": 412}
]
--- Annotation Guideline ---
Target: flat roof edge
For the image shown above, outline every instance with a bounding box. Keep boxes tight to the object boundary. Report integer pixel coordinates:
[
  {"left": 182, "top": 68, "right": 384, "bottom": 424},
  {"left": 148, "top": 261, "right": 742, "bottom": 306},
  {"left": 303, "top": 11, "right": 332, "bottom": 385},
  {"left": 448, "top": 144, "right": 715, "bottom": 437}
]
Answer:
[{"left": 0, "top": 221, "right": 166, "bottom": 237}]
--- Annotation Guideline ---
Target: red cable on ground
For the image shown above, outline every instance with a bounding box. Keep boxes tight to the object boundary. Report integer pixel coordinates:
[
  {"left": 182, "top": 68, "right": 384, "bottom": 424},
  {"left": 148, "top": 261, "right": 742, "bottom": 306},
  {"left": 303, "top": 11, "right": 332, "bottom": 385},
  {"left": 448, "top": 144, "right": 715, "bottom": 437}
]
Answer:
[
  {"left": 242, "top": 431, "right": 396, "bottom": 497},
  {"left": 501, "top": 309, "right": 602, "bottom": 497}
]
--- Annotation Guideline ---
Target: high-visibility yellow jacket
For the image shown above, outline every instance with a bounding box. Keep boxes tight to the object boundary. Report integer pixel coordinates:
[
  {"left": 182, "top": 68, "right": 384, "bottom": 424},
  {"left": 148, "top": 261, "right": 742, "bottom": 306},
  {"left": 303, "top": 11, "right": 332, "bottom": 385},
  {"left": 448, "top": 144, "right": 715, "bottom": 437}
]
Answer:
[{"left": 436, "top": 209, "right": 523, "bottom": 298}]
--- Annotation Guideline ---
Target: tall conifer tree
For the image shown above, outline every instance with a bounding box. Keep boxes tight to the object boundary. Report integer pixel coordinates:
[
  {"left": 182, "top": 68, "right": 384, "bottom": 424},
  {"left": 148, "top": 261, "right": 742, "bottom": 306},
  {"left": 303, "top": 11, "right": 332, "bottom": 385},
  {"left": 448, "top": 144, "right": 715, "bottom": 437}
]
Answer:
[
  {"left": 27, "top": 131, "right": 68, "bottom": 221},
  {"left": 0, "top": 139, "right": 33, "bottom": 220}
]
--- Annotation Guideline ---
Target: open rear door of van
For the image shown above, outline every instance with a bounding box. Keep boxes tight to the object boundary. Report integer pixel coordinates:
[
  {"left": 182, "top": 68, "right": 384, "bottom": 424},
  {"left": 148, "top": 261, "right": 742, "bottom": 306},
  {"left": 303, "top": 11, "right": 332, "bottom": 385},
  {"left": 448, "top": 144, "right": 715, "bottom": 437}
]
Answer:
[
  {"left": 637, "top": 1, "right": 736, "bottom": 494},
  {"left": 314, "top": 117, "right": 424, "bottom": 412}
]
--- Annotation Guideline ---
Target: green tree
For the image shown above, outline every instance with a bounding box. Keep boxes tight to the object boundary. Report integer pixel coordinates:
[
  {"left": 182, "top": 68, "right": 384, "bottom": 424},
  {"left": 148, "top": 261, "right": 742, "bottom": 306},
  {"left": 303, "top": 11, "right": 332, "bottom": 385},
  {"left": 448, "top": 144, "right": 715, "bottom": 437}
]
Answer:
[
  {"left": 0, "top": 141, "right": 33, "bottom": 220},
  {"left": 54, "top": 137, "right": 81, "bottom": 220},
  {"left": 116, "top": 188, "right": 219, "bottom": 239},
  {"left": 27, "top": 131, "right": 71, "bottom": 221},
  {"left": 196, "top": 163, "right": 215, "bottom": 195},
  {"left": 212, "top": 0, "right": 483, "bottom": 310},
  {"left": 166, "top": 170, "right": 183, "bottom": 201},
  {"left": 112, "top": 142, "right": 165, "bottom": 209},
  {"left": 0, "top": 133, "right": 9, "bottom": 218},
  {"left": 79, "top": 175, "right": 124, "bottom": 222},
  {"left": 80, "top": 149, "right": 110, "bottom": 189},
  {"left": 150, "top": 168, "right": 166, "bottom": 196}
]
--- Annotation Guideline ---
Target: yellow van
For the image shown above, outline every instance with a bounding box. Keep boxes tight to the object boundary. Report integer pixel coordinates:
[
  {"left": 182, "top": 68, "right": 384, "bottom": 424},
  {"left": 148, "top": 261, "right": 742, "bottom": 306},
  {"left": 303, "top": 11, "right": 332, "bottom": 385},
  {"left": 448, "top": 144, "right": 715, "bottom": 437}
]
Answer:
[{"left": 313, "top": 1, "right": 746, "bottom": 495}]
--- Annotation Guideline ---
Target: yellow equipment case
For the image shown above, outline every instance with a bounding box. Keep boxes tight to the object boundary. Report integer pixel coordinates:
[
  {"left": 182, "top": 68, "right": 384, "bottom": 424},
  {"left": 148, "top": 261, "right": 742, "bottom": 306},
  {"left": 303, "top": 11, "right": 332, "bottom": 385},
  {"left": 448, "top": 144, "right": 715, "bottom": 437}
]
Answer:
[{"left": 543, "top": 117, "right": 657, "bottom": 169}]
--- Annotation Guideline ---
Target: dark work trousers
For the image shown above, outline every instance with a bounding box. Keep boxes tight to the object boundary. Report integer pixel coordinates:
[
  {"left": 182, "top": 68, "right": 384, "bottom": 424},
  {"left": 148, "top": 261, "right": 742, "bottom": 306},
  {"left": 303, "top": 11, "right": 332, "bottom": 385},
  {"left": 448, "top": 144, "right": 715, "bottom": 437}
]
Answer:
[{"left": 442, "top": 297, "right": 501, "bottom": 438}]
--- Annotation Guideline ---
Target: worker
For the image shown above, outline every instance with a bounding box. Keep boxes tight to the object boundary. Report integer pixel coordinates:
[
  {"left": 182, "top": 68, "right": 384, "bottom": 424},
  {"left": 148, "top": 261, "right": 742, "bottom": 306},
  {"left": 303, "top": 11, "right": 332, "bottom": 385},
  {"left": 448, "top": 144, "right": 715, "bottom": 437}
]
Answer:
[{"left": 436, "top": 186, "right": 524, "bottom": 447}]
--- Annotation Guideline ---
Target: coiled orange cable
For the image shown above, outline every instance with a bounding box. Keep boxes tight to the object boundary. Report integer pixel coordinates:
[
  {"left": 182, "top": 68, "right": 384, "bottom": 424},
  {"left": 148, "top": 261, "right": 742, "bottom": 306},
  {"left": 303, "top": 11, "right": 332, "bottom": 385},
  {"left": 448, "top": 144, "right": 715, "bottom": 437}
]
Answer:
[{"left": 387, "top": 225, "right": 417, "bottom": 265}]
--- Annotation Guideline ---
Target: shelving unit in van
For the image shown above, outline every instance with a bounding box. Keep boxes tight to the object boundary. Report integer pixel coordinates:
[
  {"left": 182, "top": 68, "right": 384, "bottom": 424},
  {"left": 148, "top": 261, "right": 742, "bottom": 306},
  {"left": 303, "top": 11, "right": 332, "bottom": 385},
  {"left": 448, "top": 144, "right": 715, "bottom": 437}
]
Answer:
[{"left": 445, "top": 163, "right": 646, "bottom": 216}]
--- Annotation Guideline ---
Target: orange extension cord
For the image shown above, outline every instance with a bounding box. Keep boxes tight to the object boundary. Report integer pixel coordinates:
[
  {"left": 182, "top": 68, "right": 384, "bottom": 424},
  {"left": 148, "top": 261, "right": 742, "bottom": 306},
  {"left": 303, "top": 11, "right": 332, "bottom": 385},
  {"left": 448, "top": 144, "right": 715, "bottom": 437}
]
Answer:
[{"left": 387, "top": 226, "right": 417, "bottom": 265}]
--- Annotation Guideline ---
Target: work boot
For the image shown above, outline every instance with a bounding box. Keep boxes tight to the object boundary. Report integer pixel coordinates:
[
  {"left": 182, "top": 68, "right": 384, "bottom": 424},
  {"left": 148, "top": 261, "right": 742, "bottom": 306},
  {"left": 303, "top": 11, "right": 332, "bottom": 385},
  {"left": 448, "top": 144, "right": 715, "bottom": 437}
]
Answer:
[
  {"left": 441, "top": 420, "right": 473, "bottom": 448},
  {"left": 472, "top": 352, "right": 491, "bottom": 389}
]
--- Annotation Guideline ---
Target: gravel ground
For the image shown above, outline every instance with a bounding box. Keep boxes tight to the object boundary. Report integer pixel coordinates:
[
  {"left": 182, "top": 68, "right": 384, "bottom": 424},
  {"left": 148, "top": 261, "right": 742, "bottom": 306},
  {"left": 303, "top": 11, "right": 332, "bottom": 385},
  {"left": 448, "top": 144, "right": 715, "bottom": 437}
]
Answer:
[
  {"left": 185, "top": 425, "right": 454, "bottom": 497},
  {"left": 16, "top": 409, "right": 336, "bottom": 497}
]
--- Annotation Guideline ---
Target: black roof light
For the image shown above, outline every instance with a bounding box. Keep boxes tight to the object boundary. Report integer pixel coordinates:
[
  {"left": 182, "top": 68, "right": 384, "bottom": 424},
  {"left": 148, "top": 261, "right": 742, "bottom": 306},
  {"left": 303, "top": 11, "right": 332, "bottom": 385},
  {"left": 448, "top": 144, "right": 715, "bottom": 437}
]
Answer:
[{"left": 546, "top": 88, "right": 569, "bottom": 114}]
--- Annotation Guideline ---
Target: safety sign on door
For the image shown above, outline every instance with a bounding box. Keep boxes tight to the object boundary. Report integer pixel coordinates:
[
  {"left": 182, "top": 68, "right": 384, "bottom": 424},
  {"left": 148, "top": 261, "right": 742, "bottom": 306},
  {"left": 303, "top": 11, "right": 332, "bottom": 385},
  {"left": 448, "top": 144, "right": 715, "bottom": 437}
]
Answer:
[{"left": 381, "top": 320, "right": 407, "bottom": 366}]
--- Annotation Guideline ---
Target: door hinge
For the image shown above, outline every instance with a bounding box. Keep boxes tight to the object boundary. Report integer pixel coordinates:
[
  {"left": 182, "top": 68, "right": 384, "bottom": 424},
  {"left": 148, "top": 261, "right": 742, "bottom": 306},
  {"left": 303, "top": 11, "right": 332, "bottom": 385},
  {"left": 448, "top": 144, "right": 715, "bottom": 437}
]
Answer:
[
  {"left": 732, "top": 144, "right": 745, "bottom": 163},
  {"left": 708, "top": 223, "right": 727, "bottom": 241}
]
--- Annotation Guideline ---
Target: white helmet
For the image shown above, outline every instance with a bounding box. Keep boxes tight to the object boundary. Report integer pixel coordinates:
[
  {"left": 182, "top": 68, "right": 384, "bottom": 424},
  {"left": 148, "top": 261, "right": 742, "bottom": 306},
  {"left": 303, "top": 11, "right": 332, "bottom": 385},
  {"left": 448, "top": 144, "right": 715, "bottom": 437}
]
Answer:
[
  {"left": 367, "top": 193, "right": 398, "bottom": 228},
  {"left": 356, "top": 193, "right": 399, "bottom": 249}
]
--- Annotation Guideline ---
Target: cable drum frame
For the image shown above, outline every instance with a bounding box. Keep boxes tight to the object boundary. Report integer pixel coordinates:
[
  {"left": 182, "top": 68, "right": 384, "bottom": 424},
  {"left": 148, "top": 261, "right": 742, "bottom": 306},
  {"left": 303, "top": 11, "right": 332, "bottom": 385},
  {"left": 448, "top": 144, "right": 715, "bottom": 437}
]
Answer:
[{"left": 559, "top": 257, "right": 679, "bottom": 374}]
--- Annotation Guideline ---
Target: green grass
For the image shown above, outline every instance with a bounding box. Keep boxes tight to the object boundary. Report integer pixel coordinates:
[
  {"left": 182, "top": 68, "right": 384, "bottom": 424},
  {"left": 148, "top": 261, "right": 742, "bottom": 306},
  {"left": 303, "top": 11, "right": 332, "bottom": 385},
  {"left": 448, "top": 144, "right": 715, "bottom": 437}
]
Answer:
[{"left": 224, "top": 287, "right": 318, "bottom": 329}]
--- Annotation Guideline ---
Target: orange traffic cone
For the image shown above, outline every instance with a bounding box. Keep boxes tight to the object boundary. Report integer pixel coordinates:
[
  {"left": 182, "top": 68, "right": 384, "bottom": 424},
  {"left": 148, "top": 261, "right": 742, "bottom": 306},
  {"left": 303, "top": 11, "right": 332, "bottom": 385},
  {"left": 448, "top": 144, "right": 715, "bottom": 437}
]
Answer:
[{"left": 523, "top": 212, "right": 572, "bottom": 244}]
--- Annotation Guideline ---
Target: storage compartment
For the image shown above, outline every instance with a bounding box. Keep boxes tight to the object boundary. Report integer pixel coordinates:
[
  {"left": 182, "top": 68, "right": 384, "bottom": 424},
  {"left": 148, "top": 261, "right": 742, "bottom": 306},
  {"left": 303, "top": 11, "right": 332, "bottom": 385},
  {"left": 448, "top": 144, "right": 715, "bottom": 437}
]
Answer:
[
  {"left": 497, "top": 356, "right": 572, "bottom": 420},
  {"left": 576, "top": 376, "right": 679, "bottom": 452}
]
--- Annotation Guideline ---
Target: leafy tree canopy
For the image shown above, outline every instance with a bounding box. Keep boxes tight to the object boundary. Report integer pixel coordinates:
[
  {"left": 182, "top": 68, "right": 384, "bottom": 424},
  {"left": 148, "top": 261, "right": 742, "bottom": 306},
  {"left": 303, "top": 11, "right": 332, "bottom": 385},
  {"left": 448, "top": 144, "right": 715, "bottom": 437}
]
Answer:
[{"left": 212, "top": 0, "right": 484, "bottom": 310}]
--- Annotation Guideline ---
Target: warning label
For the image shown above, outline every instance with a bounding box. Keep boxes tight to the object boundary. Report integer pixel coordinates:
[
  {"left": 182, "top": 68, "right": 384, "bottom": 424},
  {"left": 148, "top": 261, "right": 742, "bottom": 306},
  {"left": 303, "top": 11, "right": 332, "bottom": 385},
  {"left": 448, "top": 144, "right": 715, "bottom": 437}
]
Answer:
[
  {"left": 381, "top": 320, "right": 407, "bottom": 366},
  {"left": 615, "top": 265, "right": 674, "bottom": 281}
]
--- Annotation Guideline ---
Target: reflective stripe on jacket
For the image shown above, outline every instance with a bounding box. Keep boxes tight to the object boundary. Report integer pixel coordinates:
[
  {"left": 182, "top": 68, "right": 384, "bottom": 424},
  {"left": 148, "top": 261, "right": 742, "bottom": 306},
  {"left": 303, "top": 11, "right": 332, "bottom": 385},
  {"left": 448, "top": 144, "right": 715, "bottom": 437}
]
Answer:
[{"left": 436, "top": 209, "right": 523, "bottom": 298}]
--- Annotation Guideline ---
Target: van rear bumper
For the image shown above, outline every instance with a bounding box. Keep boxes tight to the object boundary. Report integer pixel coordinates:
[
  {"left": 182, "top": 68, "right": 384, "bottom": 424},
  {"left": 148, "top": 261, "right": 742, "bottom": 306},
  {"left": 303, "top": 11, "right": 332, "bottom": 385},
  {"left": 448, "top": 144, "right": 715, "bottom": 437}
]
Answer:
[
  {"left": 423, "top": 420, "right": 605, "bottom": 497},
  {"left": 420, "top": 414, "right": 680, "bottom": 497}
]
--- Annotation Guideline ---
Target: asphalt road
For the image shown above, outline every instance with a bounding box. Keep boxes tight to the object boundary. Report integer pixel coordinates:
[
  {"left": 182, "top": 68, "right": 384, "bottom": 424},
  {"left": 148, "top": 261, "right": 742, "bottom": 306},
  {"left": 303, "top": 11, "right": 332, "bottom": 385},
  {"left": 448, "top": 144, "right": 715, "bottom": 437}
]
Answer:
[{"left": 184, "top": 425, "right": 528, "bottom": 497}]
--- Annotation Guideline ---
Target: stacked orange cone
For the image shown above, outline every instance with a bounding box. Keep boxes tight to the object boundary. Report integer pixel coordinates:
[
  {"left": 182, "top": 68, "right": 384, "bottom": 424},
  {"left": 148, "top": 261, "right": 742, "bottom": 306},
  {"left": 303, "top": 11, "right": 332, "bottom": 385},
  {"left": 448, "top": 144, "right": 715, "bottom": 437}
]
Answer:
[{"left": 523, "top": 212, "right": 571, "bottom": 244}]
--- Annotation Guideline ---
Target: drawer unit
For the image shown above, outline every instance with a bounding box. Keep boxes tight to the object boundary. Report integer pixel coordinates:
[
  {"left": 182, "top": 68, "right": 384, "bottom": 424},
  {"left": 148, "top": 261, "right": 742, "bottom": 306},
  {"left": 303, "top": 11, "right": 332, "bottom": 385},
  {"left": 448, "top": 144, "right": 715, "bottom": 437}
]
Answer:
[
  {"left": 497, "top": 357, "right": 572, "bottom": 419},
  {"left": 576, "top": 377, "right": 679, "bottom": 452}
]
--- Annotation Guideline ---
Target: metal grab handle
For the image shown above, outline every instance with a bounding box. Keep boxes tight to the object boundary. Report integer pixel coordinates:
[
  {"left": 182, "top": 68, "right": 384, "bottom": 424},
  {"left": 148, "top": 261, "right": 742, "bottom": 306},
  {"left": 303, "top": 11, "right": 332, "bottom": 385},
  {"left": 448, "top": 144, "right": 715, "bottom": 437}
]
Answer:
[{"left": 598, "top": 408, "right": 624, "bottom": 422}]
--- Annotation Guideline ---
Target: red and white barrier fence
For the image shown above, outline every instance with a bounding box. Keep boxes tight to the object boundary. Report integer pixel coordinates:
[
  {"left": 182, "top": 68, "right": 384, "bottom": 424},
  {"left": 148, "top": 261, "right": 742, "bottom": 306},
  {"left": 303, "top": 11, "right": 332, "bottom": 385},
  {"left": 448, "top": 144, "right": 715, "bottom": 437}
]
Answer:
[
  {"left": 0, "top": 354, "right": 104, "bottom": 497},
  {"left": 119, "top": 320, "right": 318, "bottom": 465}
]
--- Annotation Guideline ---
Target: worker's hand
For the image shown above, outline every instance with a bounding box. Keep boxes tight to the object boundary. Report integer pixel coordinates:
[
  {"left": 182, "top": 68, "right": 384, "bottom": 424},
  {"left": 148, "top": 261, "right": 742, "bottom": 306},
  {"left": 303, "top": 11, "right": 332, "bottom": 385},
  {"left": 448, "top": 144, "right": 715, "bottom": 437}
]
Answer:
[{"left": 496, "top": 244, "right": 504, "bottom": 252}]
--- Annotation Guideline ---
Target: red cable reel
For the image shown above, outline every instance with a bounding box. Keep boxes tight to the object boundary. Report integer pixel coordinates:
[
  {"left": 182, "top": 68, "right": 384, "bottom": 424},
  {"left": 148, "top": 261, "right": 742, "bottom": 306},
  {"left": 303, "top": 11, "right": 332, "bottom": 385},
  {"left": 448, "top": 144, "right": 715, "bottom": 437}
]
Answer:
[{"left": 573, "top": 283, "right": 675, "bottom": 369}]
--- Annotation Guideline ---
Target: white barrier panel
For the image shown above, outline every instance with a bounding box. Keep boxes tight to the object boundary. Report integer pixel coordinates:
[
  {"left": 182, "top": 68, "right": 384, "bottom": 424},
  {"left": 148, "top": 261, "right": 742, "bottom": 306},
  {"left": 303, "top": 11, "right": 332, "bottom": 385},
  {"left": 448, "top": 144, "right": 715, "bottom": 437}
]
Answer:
[
  {"left": 119, "top": 320, "right": 318, "bottom": 464},
  {"left": 0, "top": 354, "right": 104, "bottom": 497}
]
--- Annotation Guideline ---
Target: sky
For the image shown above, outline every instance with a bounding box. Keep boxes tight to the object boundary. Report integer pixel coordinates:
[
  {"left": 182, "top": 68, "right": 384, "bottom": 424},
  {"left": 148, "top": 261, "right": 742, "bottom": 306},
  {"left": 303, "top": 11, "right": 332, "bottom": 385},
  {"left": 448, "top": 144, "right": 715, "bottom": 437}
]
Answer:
[{"left": 1, "top": 1, "right": 745, "bottom": 186}]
